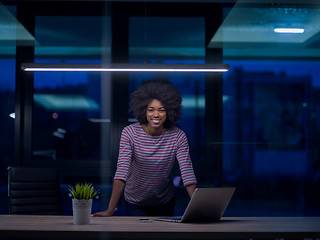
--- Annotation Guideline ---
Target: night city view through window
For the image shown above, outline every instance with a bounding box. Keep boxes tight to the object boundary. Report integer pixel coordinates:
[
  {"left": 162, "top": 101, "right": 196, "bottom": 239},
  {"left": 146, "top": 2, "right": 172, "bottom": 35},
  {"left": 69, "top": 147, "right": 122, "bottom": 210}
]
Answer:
[{"left": 0, "top": 2, "right": 320, "bottom": 217}]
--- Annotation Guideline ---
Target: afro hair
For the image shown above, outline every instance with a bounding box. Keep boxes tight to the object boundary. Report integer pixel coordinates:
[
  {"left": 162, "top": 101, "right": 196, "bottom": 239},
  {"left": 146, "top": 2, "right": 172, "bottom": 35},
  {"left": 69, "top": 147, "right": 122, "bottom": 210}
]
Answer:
[{"left": 130, "top": 80, "right": 182, "bottom": 128}]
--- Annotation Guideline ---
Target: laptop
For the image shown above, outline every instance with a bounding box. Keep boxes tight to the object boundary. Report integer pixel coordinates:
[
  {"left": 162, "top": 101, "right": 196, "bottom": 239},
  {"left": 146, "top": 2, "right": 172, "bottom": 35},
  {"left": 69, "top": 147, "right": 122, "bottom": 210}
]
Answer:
[{"left": 154, "top": 187, "right": 236, "bottom": 223}]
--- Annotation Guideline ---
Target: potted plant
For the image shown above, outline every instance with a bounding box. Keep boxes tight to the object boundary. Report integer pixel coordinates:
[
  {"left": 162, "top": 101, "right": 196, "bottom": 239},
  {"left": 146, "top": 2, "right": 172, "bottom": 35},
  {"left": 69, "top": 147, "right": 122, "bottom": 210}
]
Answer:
[{"left": 68, "top": 182, "right": 99, "bottom": 225}]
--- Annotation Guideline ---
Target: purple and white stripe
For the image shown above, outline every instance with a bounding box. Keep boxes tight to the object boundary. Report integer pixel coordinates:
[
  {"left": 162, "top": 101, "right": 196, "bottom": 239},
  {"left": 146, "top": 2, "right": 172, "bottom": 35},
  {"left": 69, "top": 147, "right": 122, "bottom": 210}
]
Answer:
[{"left": 114, "top": 123, "right": 197, "bottom": 206}]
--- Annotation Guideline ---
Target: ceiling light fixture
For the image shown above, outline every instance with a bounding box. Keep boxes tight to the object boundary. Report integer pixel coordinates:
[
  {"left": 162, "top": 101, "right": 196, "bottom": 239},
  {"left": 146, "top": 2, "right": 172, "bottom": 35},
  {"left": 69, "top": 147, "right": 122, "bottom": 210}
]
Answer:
[
  {"left": 274, "top": 27, "right": 304, "bottom": 33},
  {"left": 21, "top": 63, "right": 229, "bottom": 73}
]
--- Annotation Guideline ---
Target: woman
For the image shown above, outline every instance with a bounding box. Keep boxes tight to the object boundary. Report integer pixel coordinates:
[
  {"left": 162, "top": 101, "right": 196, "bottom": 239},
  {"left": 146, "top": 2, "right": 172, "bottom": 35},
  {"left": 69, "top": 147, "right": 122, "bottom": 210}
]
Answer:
[{"left": 93, "top": 80, "right": 197, "bottom": 217}]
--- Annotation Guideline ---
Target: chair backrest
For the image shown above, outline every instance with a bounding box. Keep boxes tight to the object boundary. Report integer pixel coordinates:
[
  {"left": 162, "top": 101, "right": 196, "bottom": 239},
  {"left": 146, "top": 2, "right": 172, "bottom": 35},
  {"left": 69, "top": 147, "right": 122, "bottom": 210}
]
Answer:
[{"left": 7, "top": 166, "right": 63, "bottom": 215}]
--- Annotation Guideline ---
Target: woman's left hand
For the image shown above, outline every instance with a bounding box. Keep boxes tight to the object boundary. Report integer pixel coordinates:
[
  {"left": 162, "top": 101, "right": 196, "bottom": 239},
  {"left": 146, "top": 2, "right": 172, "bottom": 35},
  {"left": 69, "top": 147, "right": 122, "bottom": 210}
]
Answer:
[{"left": 186, "top": 184, "right": 197, "bottom": 198}]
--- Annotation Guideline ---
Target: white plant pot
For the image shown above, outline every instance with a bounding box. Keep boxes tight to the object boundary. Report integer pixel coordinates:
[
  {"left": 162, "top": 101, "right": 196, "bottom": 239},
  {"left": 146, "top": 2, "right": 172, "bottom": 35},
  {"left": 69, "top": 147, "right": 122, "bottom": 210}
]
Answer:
[{"left": 72, "top": 198, "right": 92, "bottom": 225}]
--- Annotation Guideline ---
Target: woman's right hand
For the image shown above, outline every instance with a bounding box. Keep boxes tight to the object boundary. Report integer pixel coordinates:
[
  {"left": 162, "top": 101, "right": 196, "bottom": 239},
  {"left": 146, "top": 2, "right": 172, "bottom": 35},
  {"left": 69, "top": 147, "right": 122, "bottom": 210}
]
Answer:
[
  {"left": 92, "top": 180, "right": 125, "bottom": 217},
  {"left": 92, "top": 208, "right": 115, "bottom": 217}
]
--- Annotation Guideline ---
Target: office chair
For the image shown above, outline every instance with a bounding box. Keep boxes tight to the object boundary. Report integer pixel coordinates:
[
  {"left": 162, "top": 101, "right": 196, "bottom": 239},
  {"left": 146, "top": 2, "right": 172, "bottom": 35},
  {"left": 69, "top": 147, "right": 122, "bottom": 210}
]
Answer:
[{"left": 7, "top": 166, "right": 63, "bottom": 215}]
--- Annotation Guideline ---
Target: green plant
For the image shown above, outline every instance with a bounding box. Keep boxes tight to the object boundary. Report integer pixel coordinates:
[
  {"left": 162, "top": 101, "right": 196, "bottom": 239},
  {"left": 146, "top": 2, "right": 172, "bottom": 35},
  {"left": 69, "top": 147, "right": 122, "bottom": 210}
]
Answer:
[{"left": 68, "top": 182, "right": 100, "bottom": 200}]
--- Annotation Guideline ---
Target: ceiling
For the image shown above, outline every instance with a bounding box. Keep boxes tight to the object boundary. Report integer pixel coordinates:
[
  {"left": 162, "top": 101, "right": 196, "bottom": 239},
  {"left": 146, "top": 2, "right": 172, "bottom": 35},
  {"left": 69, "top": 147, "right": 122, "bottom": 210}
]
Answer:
[
  {"left": 0, "top": 3, "right": 34, "bottom": 46},
  {"left": 209, "top": 0, "right": 320, "bottom": 59},
  {"left": 0, "top": 0, "right": 320, "bottom": 60}
]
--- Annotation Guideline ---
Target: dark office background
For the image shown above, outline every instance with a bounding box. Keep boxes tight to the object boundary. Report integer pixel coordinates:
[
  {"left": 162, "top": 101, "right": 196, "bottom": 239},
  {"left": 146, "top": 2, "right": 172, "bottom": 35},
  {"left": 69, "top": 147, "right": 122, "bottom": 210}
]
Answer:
[{"left": 0, "top": 0, "right": 320, "bottom": 216}]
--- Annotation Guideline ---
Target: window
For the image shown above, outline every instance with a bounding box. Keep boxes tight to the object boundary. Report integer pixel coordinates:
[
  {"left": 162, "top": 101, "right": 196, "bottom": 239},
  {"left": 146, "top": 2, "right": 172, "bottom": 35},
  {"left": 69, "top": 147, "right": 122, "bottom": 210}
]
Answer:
[
  {"left": 33, "top": 16, "right": 112, "bottom": 180},
  {"left": 221, "top": 5, "right": 320, "bottom": 216}
]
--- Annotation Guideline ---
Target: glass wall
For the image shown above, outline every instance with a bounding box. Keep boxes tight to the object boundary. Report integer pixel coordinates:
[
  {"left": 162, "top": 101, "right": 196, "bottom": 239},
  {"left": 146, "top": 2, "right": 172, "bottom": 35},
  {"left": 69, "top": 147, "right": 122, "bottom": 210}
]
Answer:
[
  {"left": 0, "top": 1, "right": 320, "bottom": 217},
  {"left": 0, "top": 59, "right": 15, "bottom": 181},
  {"left": 32, "top": 15, "right": 112, "bottom": 214},
  {"left": 219, "top": 4, "right": 320, "bottom": 216},
  {"left": 33, "top": 16, "right": 111, "bottom": 179},
  {"left": 0, "top": 3, "right": 16, "bottom": 214}
]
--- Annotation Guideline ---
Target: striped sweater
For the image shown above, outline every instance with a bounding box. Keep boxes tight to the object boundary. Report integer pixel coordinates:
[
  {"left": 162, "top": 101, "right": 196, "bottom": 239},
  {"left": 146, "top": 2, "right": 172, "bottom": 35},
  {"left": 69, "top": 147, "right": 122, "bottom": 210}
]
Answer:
[{"left": 114, "top": 122, "right": 197, "bottom": 206}]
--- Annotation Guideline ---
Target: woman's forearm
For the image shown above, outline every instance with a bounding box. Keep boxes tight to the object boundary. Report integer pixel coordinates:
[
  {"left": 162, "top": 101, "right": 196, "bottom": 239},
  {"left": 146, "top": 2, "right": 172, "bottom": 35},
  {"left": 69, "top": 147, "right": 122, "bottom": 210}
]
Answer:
[
  {"left": 92, "top": 179, "right": 125, "bottom": 217},
  {"left": 186, "top": 184, "right": 197, "bottom": 198},
  {"left": 107, "top": 179, "right": 126, "bottom": 212}
]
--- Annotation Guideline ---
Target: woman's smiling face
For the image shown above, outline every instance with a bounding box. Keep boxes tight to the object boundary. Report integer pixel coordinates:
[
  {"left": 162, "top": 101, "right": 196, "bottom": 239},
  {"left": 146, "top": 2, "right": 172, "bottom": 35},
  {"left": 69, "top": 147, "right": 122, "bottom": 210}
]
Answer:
[{"left": 146, "top": 99, "right": 167, "bottom": 129}]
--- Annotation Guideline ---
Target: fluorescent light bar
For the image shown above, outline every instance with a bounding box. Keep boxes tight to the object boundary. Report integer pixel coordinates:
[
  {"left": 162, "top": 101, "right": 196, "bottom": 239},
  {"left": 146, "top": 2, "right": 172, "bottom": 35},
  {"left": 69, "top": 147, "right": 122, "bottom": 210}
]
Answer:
[
  {"left": 21, "top": 63, "right": 229, "bottom": 73},
  {"left": 274, "top": 28, "right": 304, "bottom": 33}
]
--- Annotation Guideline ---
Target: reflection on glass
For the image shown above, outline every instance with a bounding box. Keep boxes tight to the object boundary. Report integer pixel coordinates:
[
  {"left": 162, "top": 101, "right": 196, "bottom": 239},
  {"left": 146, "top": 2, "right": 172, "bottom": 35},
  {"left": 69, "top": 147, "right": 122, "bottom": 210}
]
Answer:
[
  {"left": 223, "top": 61, "right": 320, "bottom": 216},
  {"left": 0, "top": 59, "right": 15, "bottom": 185},
  {"left": 33, "top": 15, "right": 112, "bottom": 169}
]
